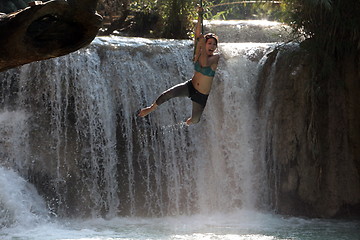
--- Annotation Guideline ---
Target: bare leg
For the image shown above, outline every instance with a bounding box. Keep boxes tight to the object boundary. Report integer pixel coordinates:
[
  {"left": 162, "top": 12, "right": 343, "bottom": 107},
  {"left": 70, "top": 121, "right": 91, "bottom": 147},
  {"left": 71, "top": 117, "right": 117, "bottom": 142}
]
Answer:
[
  {"left": 139, "top": 81, "right": 189, "bottom": 118},
  {"left": 138, "top": 103, "right": 158, "bottom": 117},
  {"left": 186, "top": 101, "right": 205, "bottom": 125}
]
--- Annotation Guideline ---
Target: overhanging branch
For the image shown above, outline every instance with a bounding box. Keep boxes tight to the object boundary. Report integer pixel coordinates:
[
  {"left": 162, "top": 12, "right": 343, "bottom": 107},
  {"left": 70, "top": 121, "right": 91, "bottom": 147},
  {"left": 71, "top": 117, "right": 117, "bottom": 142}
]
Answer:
[{"left": 0, "top": 0, "right": 102, "bottom": 72}]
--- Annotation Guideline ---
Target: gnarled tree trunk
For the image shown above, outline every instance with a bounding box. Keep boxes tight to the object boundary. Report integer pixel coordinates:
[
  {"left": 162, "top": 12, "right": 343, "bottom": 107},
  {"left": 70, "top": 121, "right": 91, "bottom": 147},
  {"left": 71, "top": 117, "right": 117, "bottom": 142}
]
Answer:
[{"left": 0, "top": 0, "right": 102, "bottom": 72}]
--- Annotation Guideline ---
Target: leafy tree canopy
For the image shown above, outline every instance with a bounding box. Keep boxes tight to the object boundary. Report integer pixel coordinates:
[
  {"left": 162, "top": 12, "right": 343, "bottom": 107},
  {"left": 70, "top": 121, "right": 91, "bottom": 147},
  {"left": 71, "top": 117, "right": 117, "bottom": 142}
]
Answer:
[
  {"left": 2, "top": 0, "right": 359, "bottom": 52},
  {"left": 280, "top": 0, "right": 360, "bottom": 56},
  {"left": 97, "top": 0, "right": 283, "bottom": 38}
]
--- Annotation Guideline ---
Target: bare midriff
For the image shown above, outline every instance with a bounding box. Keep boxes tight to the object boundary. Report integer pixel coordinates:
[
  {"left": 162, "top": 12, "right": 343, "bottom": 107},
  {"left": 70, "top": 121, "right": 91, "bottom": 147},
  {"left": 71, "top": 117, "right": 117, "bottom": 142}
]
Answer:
[{"left": 191, "top": 71, "right": 214, "bottom": 94}]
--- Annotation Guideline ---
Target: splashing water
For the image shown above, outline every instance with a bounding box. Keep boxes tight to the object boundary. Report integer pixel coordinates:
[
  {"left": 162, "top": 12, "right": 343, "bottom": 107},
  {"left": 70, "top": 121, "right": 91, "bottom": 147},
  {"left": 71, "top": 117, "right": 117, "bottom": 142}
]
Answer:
[
  {"left": 0, "top": 36, "right": 272, "bottom": 217},
  {"left": 0, "top": 33, "right": 359, "bottom": 239},
  {"left": 0, "top": 166, "right": 48, "bottom": 229}
]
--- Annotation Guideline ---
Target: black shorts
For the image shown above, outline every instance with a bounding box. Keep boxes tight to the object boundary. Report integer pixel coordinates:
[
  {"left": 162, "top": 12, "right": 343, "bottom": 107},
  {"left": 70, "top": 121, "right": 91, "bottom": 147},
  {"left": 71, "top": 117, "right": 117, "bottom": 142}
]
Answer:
[{"left": 186, "top": 80, "right": 208, "bottom": 108}]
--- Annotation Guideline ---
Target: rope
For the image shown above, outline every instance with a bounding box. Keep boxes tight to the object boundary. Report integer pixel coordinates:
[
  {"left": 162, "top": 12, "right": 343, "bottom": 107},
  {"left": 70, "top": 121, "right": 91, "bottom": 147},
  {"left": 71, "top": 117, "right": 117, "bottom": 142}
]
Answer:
[
  {"left": 199, "top": 0, "right": 204, "bottom": 34},
  {"left": 194, "top": 0, "right": 204, "bottom": 60}
]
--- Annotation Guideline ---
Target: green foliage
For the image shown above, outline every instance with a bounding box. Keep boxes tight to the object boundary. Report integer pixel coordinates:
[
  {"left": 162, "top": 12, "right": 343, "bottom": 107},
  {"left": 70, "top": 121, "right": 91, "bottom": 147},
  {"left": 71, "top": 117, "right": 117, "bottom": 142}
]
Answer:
[
  {"left": 279, "top": 0, "right": 360, "bottom": 56},
  {"left": 98, "top": 0, "right": 130, "bottom": 16},
  {"left": 128, "top": 0, "right": 161, "bottom": 36},
  {"left": 203, "top": 1, "right": 282, "bottom": 21},
  {"left": 97, "top": 0, "right": 285, "bottom": 38},
  {"left": 279, "top": 0, "right": 360, "bottom": 115},
  {"left": 158, "top": 0, "right": 197, "bottom": 39},
  {"left": 98, "top": 0, "right": 197, "bottom": 38},
  {"left": 97, "top": 0, "right": 360, "bottom": 47}
]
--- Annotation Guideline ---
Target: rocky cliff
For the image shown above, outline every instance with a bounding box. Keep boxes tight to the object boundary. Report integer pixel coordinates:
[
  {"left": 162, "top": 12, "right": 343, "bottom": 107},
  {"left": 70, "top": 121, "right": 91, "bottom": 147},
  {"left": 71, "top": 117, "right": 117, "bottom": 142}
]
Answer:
[{"left": 256, "top": 44, "right": 360, "bottom": 218}]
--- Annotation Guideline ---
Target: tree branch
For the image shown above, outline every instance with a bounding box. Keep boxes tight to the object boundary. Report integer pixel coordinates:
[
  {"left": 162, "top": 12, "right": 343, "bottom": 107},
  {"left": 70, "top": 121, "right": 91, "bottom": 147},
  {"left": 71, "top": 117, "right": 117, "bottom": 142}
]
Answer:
[{"left": 0, "top": 0, "right": 102, "bottom": 72}]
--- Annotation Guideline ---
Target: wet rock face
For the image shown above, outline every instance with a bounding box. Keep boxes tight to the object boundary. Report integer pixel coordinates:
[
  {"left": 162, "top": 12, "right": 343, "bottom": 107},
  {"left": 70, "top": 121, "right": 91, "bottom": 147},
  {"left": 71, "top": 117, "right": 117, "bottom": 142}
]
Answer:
[{"left": 256, "top": 45, "right": 360, "bottom": 218}]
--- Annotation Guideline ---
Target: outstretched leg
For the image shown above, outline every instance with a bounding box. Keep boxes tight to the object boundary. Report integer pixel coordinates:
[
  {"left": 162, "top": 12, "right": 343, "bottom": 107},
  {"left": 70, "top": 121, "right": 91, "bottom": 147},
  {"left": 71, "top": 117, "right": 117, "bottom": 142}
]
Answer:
[{"left": 138, "top": 81, "right": 189, "bottom": 118}]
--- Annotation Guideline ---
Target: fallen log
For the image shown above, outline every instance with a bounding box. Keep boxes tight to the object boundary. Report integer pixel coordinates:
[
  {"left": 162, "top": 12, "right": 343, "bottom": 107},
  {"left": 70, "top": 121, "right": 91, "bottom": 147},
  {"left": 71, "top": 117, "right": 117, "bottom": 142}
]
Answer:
[{"left": 0, "top": 0, "right": 102, "bottom": 72}]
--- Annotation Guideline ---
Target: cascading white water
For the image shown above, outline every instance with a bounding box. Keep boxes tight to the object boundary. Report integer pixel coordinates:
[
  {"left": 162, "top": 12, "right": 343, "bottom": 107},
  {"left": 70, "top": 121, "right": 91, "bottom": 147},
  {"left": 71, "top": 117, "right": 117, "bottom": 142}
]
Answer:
[
  {"left": 0, "top": 35, "right": 273, "bottom": 221},
  {"left": 203, "top": 20, "right": 293, "bottom": 43},
  {"left": 1, "top": 23, "right": 359, "bottom": 240},
  {"left": 0, "top": 166, "right": 48, "bottom": 228},
  {"left": 0, "top": 111, "right": 30, "bottom": 173},
  {"left": 195, "top": 43, "right": 271, "bottom": 212}
]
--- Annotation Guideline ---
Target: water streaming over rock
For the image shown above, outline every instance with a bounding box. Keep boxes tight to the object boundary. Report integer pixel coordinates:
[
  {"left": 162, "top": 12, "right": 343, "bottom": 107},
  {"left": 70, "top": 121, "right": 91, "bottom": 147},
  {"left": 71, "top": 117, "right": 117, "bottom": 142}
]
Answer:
[
  {"left": 0, "top": 21, "right": 359, "bottom": 240},
  {"left": 0, "top": 166, "right": 47, "bottom": 228},
  {"left": 0, "top": 21, "right": 281, "bottom": 224},
  {"left": 203, "top": 20, "right": 293, "bottom": 43}
]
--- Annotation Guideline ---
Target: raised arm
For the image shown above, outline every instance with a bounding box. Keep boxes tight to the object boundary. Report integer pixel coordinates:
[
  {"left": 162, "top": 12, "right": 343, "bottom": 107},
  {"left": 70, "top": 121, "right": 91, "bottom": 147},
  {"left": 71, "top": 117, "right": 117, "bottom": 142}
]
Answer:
[
  {"left": 193, "top": 7, "right": 204, "bottom": 62},
  {"left": 197, "top": 37, "right": 208, "bottom": 66},
  {"left": 194, "top": 7, "right": 204, "bottom": 39}
]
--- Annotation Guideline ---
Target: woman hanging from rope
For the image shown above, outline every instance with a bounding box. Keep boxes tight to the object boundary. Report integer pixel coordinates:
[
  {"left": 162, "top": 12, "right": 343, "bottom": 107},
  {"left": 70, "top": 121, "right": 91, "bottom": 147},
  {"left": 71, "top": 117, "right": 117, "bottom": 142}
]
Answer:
[{"left": 138, "top": 6, "right": 220, "bottom": 125}]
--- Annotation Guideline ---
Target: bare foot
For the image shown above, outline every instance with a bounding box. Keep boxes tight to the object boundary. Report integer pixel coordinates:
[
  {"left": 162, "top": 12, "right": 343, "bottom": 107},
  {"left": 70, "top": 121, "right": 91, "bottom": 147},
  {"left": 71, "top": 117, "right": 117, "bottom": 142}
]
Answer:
[
  {"left": 185, "top": 117, "right": 193, "bottom": 126},
  {"left": 138, "top": 104, "right": 157, "bottom": 117}
]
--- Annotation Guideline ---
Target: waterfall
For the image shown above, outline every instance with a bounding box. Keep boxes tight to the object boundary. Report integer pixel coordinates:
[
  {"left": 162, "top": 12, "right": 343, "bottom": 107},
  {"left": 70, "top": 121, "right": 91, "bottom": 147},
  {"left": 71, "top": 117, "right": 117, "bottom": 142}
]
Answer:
[
  {"left": 0, "top": 31, "right": 275, "bottom": 220},
  {"left": 0, "top": 166, "right": 48, "bottom": 228}
]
